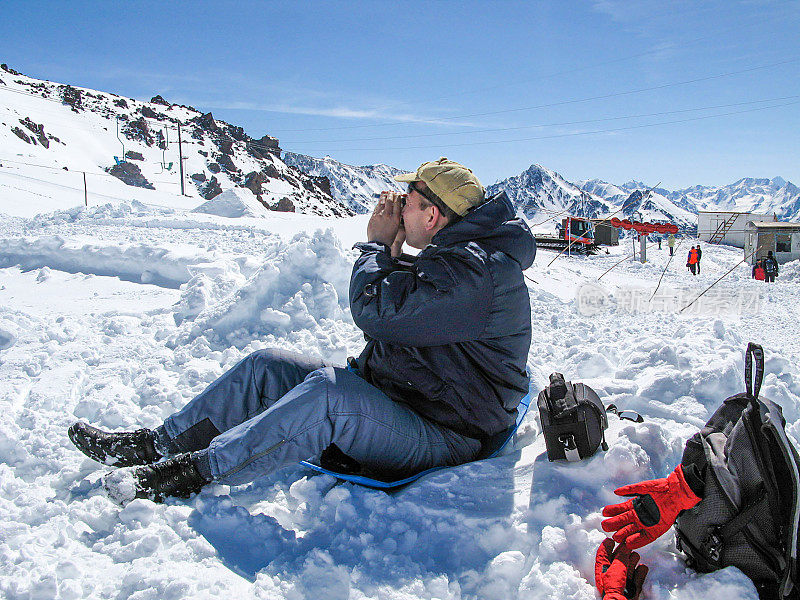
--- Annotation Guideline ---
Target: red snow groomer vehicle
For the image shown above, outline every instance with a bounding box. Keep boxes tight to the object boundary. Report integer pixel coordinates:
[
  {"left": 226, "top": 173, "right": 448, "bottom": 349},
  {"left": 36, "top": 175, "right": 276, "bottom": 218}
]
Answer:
[{"left": 535, "top": 217, "right": 598, "bottom": 254}]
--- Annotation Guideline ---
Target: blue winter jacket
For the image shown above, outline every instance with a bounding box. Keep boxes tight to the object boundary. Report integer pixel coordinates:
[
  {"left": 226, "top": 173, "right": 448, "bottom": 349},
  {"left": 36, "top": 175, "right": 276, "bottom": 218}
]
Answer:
[{"left": 350, "top": 191, "right": 535, "bottom": 439}]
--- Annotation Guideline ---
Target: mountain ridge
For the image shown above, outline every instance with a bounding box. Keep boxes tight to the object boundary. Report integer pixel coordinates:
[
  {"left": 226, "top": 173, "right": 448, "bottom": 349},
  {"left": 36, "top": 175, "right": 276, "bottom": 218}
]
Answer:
[{"left": 0, "top": 64, "right": 351, "bottom": 217}]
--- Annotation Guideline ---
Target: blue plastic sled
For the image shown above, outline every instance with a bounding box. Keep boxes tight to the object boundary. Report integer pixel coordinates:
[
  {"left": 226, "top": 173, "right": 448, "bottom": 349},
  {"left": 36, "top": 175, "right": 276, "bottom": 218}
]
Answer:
[{"left": 300, "top": 390, "right": 531, "bottom": 490}]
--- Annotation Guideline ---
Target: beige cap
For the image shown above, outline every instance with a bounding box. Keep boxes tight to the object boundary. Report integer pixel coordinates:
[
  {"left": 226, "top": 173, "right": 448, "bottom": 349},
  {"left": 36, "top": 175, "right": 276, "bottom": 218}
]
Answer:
[{"left": 394, "top": 157, "right": 485, "bottom": 216}]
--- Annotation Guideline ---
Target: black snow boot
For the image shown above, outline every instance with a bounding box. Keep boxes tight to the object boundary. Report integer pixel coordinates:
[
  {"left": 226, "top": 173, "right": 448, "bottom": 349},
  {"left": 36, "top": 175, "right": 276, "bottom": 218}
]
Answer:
[
  {"left": 103, "top": 452, "right": 210, "bottom": 504},
  {"left": 68, "top": 422, "right": 161, "bottom": 467}
]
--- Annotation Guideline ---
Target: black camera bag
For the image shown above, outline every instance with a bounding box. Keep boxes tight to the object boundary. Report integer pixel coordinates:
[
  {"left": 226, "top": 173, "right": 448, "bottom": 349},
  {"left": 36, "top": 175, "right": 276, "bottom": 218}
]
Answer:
[{"left": 538, "top": 373, "right": 608, "bottom": 461}]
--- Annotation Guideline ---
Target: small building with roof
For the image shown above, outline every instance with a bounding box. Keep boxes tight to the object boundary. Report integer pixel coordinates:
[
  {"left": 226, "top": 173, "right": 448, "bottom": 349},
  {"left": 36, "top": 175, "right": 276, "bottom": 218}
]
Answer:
[
  {"left": 744, "top": 221, "right": 800, "bottom": 265},
  {"left": 698, "top": 210, "right": 776, "bottom": 248}
]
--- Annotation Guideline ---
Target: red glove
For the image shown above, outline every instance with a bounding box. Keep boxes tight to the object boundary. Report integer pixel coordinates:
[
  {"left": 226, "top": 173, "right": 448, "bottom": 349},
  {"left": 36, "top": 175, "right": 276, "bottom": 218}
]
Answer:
[
  {"left": 601, "top": 464, "right": 701, "bottom": 550},
  {"left": 595, "top": 538, "right": 648, "bottom": 600}
]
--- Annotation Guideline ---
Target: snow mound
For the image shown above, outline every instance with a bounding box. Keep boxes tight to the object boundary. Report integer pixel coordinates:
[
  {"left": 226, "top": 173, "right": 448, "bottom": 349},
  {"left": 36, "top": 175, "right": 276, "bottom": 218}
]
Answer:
[
  {"left": 174, "top": 229, "right": 354, "bottom": 352},
  {"left": 192, "top": 188, "right": 268, "bottom": 218}
]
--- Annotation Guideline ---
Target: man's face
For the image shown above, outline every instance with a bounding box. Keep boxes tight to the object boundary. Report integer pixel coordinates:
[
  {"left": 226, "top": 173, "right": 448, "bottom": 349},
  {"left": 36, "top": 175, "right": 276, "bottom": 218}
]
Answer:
[{"left": 401, "top": 181, "right": 438, "bottom": 249}]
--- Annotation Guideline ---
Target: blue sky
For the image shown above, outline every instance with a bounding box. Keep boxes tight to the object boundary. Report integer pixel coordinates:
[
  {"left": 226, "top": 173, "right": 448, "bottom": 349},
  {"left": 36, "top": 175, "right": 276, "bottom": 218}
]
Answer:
[{"left": 2, "top": 0, "right": 799, "bottom": 189}]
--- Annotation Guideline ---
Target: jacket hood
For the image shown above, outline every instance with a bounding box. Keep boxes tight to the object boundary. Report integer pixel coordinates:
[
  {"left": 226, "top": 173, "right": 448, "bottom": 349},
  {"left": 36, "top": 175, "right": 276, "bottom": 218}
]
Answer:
[{"left": 432, "top": 191, "right": 536, "bottom": 269}]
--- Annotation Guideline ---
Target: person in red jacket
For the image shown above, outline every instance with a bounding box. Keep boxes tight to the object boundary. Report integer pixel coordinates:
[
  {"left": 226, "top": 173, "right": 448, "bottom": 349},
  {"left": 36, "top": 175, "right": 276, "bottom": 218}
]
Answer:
[
  {"left": 753, "top": 259, "right": 766, "bottom": 281},
  {"left": 687, "top": 246, "right": 699, "bottom": 276}
]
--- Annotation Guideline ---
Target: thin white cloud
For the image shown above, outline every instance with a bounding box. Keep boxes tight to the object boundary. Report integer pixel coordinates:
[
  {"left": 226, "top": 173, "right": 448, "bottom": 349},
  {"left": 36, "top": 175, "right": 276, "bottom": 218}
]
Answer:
[{"left": 185, "top": 98, "right": 481, "bottom": 128}]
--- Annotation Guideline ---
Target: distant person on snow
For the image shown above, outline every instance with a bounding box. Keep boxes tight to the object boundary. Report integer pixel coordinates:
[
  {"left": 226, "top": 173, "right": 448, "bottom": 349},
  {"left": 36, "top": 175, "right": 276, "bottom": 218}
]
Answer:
[
  {"left": 687, "top": 246, "right": 699, "bottom": 276},
  {"left": 68, "top": 158, "right": 536, "bottom": 503},
  {"left": 667, "top": 234, "right": 675, "bottom": 256},
  {"left": 763, "top": 250, "right": 779, "bottom": 283},
  {"left": 695, "top": 244, "right": 702, "bottom": 274},
  {"left": 753, "top": 259, "right": 766, "bottom": 281}
]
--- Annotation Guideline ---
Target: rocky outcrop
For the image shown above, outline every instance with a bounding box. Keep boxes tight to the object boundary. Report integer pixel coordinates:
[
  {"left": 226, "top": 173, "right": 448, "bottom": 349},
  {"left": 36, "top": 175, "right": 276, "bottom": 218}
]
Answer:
[
  {"left": 59, "top": 85, "right": 82, "bottom": 111},
  {"left": 16, "top": 118, "right": 48, "bottom": 147},
  {"left": 218, "top": 135, "right": 234, "bottom": 155},
  {"left": 122, "top": 117, "right": 154, "bottom": 146},
  {"left": 248, "top": 135, "right": 280, "bottom": 158},
  {"left": 125, "top": 150, "right": 144, "bottom": 161},
  {"left": 244, "top": 171, "right": 268, "bottom": 196},
  {"left": 193, "top": 112, "right": 219, "bottom": 132},
  {"left": 140, "top": 106, "right": 160, "bottom": 119},
  {"left": 12, "top": 127, "right": 32, "bottom": 144},
  {"left": 150, "top": 95, "right": 170, "bottom": 106},
  {"left": 273, "top": 197, "right": 295, "bottom": 212},
  {"left": 216, "top": 154, "right": 237, "bottom": 172},
  {"left": 1, "top": 63, "right": 21, "bottom": 75},
  {"left": 207, "top": 162, "right": 221, "bottom": 174},
  {"left": 107, "top": 161, "right": 155, "bottom": 189},
  {"left": 191, "top": 172, "right": 206, "bottom": 182},
  {"left": 263, "top": 163, "right": 280, "bottom": 179},
  {"left": 200, "top": 176, "right": 222, "bottom": 200},
  {"left": 113, "top": 98, "right": 128, "bottom": 108}
]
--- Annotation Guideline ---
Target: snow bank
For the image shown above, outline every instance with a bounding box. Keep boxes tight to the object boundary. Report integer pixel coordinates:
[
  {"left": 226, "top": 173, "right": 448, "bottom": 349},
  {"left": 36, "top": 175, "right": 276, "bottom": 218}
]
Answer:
[{"left": 174, "top": 229, "right": 356, "bottom": 358}]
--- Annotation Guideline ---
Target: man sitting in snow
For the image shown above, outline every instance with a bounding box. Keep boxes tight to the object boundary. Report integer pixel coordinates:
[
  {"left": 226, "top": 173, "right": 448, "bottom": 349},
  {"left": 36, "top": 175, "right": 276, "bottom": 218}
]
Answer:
[{"left": 68, "top": 157, "right": 536, "bottom": 503}]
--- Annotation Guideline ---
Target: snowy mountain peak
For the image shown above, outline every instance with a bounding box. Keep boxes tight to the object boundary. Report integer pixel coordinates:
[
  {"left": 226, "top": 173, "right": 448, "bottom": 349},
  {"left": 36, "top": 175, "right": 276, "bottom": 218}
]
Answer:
[{"left": 283, "top": 152, "right": 405, "bottom": 214}]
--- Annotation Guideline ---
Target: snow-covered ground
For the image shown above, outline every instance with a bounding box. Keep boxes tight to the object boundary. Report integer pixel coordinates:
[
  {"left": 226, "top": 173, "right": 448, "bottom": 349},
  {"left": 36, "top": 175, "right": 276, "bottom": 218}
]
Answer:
[{"left": 2, "top": 183, "right": 800, "bottom": 600}]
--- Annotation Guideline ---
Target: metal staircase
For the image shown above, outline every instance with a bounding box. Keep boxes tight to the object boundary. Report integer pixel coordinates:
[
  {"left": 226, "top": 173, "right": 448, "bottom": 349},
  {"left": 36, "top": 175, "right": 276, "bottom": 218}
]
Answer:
[{"left": 708, "top": 213, "right": 741, "bottom": 244}]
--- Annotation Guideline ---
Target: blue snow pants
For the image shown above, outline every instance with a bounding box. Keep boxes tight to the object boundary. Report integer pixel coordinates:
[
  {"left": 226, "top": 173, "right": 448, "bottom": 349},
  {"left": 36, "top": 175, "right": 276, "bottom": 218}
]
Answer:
[{"left": 161, "top": 349, "right": 482, "bottom": 485}]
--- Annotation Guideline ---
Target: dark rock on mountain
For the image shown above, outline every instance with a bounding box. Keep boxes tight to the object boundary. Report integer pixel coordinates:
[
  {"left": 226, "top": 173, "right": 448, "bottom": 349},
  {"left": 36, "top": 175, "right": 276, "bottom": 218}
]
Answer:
[
  {"left": 208, "top": 162, "right": 221, "bottom": 174},
  {"left": 263, "top": 163, "right": 280, "bottom": 179},
  {"left": 59, "top": 85, "right": 82, "bottom": 111},
  {"left": 107, "top": 161, "right": 155, "bottom": 189},
  {"left": 150, "top": 95, "right": 170, "bottom": 106},
  {"left": 273, "top": 197, "right": 295, "bottom": 212},
  {"left": 227, "top": 125, "right": 247, "bottom": 142},
  {"left": 194, "top": 112, "right": 219, "bottom": 132},
  {"left": 312, "top": 175, "right": 331, "bottom": 196},
  {"left": 20, "top": 117, "right": 49, "bottom": 148},
  {"left": 244, "top": 171, "right": 268, "bottom": 196},
  {"left": 301, "top": 174, "right": 332, "bottom": 196},
  {"left": 123, "top": 117, "right": 154, "bottom": 146},
  {"left": 200, "top": 176, "right": 222, "bottom": 200},
  {"left": 1, "top": 63, "right": 21, "bottom": 75},
  {"left": 140, "top": 106, "right": 160, "bottom": 119},
  {"left": 248, "top": 135, "right": 280, "bottom": 158},
  {"left": 218, "top": 135, "right": 234, "bottom": 155},
  {"left": 113, "top": 98, "right": 128, "bottom": 108},
  {"left": 12, "top": 126, "right": 32, "bottom": 144},
  {"left": 217, "top": 154, "right": 237, "bottom": 172},
  {"left": 125, "top": 151, "right": 144, "bottom": 161},
  {"left": 191, "top": 172, "right": 206, "bottom": 182}
]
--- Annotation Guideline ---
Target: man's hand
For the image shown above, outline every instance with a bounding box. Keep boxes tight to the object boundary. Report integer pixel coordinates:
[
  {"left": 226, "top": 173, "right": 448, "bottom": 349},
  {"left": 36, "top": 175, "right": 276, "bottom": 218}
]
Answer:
[
  {"left": 368, "top": 192, "right": 403, "bottom": 248},
  {"left": 390, "top": 222, "right": 406, "bottom": 257}
]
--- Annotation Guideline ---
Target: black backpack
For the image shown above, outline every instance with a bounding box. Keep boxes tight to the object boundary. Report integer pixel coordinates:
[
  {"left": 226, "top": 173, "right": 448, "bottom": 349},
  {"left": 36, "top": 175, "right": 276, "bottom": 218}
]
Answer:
[{"left": 675, "top": 343, "right": 800, "bottom": 599}]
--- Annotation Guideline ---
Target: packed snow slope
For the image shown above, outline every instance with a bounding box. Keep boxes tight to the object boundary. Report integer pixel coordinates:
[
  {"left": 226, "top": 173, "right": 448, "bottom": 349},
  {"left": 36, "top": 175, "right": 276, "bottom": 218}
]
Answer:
[{"left": 3, "top": 177, "right": 800, "bottom": 599}]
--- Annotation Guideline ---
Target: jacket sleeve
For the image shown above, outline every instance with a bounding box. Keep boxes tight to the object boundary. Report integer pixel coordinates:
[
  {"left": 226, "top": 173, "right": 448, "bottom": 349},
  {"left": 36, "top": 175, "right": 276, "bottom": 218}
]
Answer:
[{"left": 349, "top": 242, "right": 493, "bottom": 347}]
